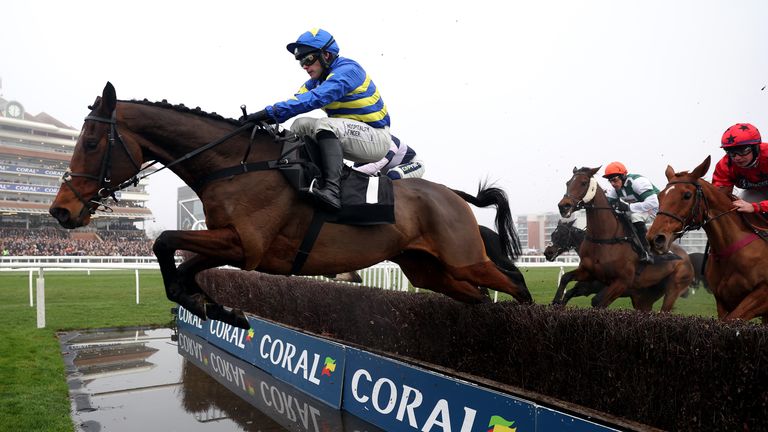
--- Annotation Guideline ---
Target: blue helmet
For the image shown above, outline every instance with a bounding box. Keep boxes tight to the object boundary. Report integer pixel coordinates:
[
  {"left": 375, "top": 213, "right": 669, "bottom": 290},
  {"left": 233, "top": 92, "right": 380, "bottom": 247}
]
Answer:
[{"left": 286, "top": 28, "right": 340, "bottom": 58}]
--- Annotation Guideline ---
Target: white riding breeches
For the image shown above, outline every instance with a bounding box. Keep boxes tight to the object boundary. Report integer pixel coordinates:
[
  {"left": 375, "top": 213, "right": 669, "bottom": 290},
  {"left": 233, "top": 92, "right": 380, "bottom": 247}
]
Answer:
[{"left": 291, "top": 117, "right": 390, "bottom": 163}]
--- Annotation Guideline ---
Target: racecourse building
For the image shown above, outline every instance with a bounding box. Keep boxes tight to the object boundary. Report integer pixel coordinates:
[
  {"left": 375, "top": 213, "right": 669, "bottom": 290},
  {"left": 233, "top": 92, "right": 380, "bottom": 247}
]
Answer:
[
  {"left": 0, "top": 93, "right": 153, "bottom": 231},
  {"left": 516, "top": 212, "right": 706, "bottom": 254}
]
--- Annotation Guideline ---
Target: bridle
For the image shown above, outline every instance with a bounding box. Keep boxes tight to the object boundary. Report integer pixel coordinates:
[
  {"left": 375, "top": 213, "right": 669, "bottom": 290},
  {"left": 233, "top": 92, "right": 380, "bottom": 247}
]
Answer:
[
  {"left": 60, "top": 110, "right": 142, "bottom": 217},
  {"left": 655, "top": 180, "right": 737, "bottom": 238},
  {"left": 563, "top": 172, "right": 607, "bottom": 212},
  {"left": 563, "top": 171, "right": 635, "bottom": 245},
  {"left": 60, "top": 107, "right": 257, "bottom": 218}
]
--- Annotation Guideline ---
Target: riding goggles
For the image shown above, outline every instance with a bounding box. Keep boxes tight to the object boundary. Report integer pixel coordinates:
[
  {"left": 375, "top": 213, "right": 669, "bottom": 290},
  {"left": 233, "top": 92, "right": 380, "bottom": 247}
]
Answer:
[
  {"left": 726, "top": 146, "right": 752, "bottom": 157},
  {"left": 298, "top": 52, "right": 321, "bottom": 67}
]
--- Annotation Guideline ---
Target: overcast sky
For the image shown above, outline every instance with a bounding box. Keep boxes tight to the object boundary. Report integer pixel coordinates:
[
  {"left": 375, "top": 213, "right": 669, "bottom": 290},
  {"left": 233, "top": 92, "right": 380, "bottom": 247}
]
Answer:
[{"left": 3, "top": 1, "right": 768, "bottom": 231}]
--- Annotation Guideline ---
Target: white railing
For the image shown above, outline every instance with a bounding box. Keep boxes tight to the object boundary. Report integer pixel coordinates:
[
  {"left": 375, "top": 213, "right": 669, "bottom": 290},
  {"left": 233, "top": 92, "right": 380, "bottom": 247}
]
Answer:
[{"left": 1, "top": 255, "right": 577, "bottom": 328}]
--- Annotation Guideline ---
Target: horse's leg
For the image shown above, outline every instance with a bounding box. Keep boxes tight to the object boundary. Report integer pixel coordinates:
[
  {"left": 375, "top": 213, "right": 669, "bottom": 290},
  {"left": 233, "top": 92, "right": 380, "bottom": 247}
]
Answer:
[
  {"left": 591, "top": 279, "right": 631, "bottom": 308},
  {"left": 391, "top": 252, "right": 490, "bottom": 303},
  {"left": 723, "top": 283, "right": 768, "bottom": 322},
  {"left": 561, "top": 280, "right": 603, "bottom": 305},
  {"left": 153, "top": 228, "right": 249, "bottom": 328},
  {"left": 552, "top": 268, "right": 591, "bottom": 304},
  {"left": 449, "top": 261, "right": 533, "bottom": 303},
  {"left": 629, "top": 293, "right": 655, "bottom": 312}
]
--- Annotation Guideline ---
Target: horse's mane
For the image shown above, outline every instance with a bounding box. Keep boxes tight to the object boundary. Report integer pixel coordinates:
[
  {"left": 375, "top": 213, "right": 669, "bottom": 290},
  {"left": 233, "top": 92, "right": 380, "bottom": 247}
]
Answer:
[{"left": 121, "top": 99, "right": 241, "bottom": 126}]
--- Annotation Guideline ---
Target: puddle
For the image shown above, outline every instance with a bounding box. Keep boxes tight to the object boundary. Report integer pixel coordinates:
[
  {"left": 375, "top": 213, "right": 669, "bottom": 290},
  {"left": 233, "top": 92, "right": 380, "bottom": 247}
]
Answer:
[{"left": 59, "top": 327, "right": 383, "bottom": 431}]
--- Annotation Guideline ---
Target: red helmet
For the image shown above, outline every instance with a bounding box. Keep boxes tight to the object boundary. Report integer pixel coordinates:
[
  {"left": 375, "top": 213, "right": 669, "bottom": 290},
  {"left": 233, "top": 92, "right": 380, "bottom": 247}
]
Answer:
[
  {"left": 721, "top": 123, "right": 761, "bottom": 148},
  {"left": 603, "top": 161, "right": 628, "bottom": 179}
]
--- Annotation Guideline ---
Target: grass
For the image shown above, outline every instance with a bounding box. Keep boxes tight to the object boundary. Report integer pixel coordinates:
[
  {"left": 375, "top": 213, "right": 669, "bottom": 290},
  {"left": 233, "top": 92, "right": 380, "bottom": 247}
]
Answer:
[
  {"left": 0, "top": 267, "right": 718, "bottom": 431},
  {"left": 0, "top": 270, "right": 175, "bottom": 432}
]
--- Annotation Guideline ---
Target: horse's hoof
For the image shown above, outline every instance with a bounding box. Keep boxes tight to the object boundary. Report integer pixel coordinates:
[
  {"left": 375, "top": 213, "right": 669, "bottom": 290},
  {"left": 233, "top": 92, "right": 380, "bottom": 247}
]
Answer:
[
  {"left": 177, "top": 294, "right": 207, "bottom": 321},
  {"left": 205, "top": 304, "right": 251, "bottom": 329}
]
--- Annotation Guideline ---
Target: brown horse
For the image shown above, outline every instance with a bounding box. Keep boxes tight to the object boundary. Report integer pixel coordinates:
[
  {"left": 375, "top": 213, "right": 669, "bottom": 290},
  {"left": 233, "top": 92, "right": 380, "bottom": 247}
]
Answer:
[
  {"left": 648, "top": 156, "right": 768, "bottom": 322},
  {"left": 555, "top": 167, "right": 694, "bottom": 311},
  {"left": 48, "top": 83, "right": 532, "bottom": 328}
]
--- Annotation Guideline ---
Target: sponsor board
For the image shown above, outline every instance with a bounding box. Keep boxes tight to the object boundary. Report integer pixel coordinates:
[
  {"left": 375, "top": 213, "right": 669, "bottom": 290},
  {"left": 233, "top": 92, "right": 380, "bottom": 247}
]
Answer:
[
  {"left": 536, "top": 407, "right": 620, "bottom": 432},
  {"left": 176, "top": 306, "right": 345, "bottom": 408},
  {"left": 177, "top": 329, "right": 379, "bottom": 432},
  {"left": 177, "top": 307, "right": 628, "bottom": 431},
  {"left": 343, "top": 347, "right": 536, "bottom": 432}
]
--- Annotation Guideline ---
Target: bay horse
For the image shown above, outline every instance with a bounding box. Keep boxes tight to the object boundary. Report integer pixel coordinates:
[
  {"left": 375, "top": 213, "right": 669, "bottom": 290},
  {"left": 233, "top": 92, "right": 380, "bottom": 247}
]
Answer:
[
  {"left": 648, "top": 156, "right": 768, "bottom": 322},
  {"left": 48, "top": 82, "right": 532, "bottom": 328},
  {"left": 555, "top": 167, "right": 694, "bottom": 311},
  {"left": 543, "top": 216, "right": 693, "bottom": 307}
]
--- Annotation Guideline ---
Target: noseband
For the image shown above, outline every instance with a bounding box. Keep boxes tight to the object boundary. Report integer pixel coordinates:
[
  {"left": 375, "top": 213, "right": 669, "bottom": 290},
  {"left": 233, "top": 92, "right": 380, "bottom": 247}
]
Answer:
[
  {"left": 563, "top": 173, "right": 599, "bottom": 211},
  {"left": 61, "top": 110, "right": 141, "bottom": 217}
]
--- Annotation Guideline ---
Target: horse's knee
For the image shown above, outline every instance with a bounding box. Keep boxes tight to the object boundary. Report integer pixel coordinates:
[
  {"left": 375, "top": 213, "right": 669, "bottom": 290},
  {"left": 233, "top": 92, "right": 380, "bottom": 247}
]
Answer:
[{"left": 153, "top": 231, "right": 173, "bottom": 256}]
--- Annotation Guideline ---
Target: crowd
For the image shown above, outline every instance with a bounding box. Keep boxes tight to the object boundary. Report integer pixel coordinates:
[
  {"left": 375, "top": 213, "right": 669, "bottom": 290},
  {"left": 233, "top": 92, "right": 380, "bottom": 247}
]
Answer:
[{"left": 0, "top": 227, "right": 153, "bottom": 256}]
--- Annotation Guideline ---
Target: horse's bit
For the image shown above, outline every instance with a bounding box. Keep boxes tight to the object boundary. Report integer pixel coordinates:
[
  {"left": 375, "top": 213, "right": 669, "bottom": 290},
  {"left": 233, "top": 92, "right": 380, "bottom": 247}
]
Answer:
[
  {"left": 655, "top": 180, "right": 735, "bottom": 238},
  {"left": 60, "top": 110, "right": 141, "bottom": 217},
  {"left": 563, "top": 173, "right": 601, "bottom": 211}
]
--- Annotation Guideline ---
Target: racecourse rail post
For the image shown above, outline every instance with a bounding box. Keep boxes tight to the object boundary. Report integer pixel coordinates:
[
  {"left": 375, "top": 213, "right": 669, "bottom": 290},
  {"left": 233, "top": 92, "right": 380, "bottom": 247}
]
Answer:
[
  {"left": 135, "top": 269, "right": 140, "bottom": 304},
  {"left": 28, "top": 269, "right": 34, "bottom": 307},
  {"left": 36, "top": 267, "right": 45, "bottom": 328}
]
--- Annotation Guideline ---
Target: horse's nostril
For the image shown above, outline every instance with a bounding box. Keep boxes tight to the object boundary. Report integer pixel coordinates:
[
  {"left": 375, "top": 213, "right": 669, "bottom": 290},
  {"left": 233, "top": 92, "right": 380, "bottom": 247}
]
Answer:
[{"left": 49, "top": 207, "right": 70, "bottom": 223}]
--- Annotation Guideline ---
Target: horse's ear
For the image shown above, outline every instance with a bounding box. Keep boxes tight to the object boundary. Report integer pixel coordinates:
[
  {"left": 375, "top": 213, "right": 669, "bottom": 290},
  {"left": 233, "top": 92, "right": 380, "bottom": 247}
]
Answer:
[
  {"left": 690, "top": 155, "right": 711, "bottom": 179},
  {"left": 589, "top": 166, "right": 601, "bottom": 177},
  {"left": 101, "top": 82, "right": 117, "bottom": 114},
  {"left": 572, "top": 166, "right": 578, "bottom": 173},
  {"left": 665, "top": 165, "right": 676, "bottom": 181}
]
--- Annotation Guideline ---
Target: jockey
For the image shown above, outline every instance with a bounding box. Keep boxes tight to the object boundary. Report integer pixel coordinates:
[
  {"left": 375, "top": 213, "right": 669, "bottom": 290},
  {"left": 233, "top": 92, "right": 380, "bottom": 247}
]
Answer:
[
  {"left": 712, "top": 123, "right": 768, "bottom": 213},
  {"left": 240, "top": 28, "right": 390, "bottom": 210},
  {"left": 603, "top": 161, "right": 659, "bottom": 263},
  {"left": 352, "top": 136, "right": 425, "bottom": 180}
]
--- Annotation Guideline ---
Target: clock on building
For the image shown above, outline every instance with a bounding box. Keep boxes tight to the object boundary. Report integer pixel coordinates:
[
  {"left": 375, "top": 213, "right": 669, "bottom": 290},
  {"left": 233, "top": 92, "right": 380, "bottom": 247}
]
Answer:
[{"left": 6, "top": 101, "right": 24, "bottom": 119}]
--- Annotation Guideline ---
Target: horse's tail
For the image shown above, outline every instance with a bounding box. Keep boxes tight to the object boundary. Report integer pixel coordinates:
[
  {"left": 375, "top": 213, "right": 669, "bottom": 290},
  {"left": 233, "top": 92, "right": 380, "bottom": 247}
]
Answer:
[{"left": 451, "top": 182, "right": 522, "bottom": 260}]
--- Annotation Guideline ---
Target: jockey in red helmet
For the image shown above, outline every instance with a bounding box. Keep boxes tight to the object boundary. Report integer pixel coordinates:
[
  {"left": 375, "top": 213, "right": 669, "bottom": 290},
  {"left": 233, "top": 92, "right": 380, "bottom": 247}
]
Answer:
[
  {"left": 712, "top": 123, "right": 768, "bottom": 213},
  {"left": 240, "top": 28, "right": 391, "bottom": 210},
  {"left": 603, "top": 161, "right": 659, "bottom": 263}
]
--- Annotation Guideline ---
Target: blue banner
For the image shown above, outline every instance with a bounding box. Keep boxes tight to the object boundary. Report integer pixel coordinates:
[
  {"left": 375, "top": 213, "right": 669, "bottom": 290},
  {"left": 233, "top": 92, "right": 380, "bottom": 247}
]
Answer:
[
  {"left": 343, "top": 347, "right": 537, "bottom": 432},
  {"left": 177, "top": 329, "right": 377, "bottom": 431},
  {"left": 176, "top": 306, "right": 346, "bottom": 408},
  {"left": 0, "top": 163, "right": 65, "bottom": 178},
  {"left": 536, "top": 407, "right": 620, "bottom": 432},
  {"left": 0, "top": 182, "right": 60, "bottom": 194},
  {"left": 177, "top": 307, "right": 627, "bottom": 431}
]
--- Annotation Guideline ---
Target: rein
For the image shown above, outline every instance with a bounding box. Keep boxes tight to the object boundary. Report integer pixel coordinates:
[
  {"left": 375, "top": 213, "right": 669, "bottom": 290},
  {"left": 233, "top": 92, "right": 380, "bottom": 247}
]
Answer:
[
  {"left": 564, "top": 171, "right": 632, "bottom": 244},
  {"left": 64, "top": 109, "right": 264, "bottom": 215}
]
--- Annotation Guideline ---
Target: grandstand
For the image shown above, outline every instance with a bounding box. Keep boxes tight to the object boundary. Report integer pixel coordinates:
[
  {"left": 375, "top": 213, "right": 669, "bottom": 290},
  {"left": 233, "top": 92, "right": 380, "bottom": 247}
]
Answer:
[{"left": 0, "top": 83, "right": 154, "bottom": 256}]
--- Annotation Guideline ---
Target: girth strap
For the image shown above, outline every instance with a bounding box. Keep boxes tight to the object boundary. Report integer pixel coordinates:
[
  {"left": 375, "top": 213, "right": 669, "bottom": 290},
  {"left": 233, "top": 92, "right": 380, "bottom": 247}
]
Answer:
[{"left": 290, "top": 210, "right": 331, "bottom": 275}]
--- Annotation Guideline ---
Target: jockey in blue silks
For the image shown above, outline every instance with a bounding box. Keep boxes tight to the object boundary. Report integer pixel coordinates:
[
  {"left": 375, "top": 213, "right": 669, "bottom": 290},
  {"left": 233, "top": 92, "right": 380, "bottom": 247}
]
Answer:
[{"left": 241, "top": 28, "right": 391, "bottom": 210}]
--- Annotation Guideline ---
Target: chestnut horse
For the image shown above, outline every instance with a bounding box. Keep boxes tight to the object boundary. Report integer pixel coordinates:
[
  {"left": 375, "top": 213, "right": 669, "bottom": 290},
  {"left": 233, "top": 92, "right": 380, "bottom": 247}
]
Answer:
[
  {"left": 48, "top": 83, "right": 532, "bottom": 328},
  {"left": 648, "top": 156, "right": 768, "bottom": 322},
  {"left": 555, "top": 167, "right": 694, "bottom": 311}
]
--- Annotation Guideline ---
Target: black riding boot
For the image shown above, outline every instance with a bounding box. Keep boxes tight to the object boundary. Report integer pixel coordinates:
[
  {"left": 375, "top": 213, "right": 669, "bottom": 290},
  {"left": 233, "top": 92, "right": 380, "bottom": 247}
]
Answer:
[
  {"left": 633, "top": 221, "right": 654, "bottom": 264},
  {"left": 313, "top": 131, "right": 343, "bottom": 210}
]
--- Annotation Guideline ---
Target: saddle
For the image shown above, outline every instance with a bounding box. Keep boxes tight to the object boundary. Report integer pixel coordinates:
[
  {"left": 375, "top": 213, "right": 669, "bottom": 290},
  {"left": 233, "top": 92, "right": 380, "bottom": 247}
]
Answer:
[
  {"left": 277, "top": 133, "right": 395, "bottom": 225},
  {"left": 194, "top": 128, "right": 396, "bottom": 274},
  {"left": 274, "top": 132, "right": 396, "bottom": 275}
]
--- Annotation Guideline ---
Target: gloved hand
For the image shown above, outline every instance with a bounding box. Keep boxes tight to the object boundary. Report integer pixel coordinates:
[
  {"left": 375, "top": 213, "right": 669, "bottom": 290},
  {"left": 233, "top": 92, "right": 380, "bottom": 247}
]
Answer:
[
  {"left": 239, "top": 109, "right": 274, "bottom": 125},
  {"left": 613, "top": 199, "right": 630, "bottom": 212}
]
